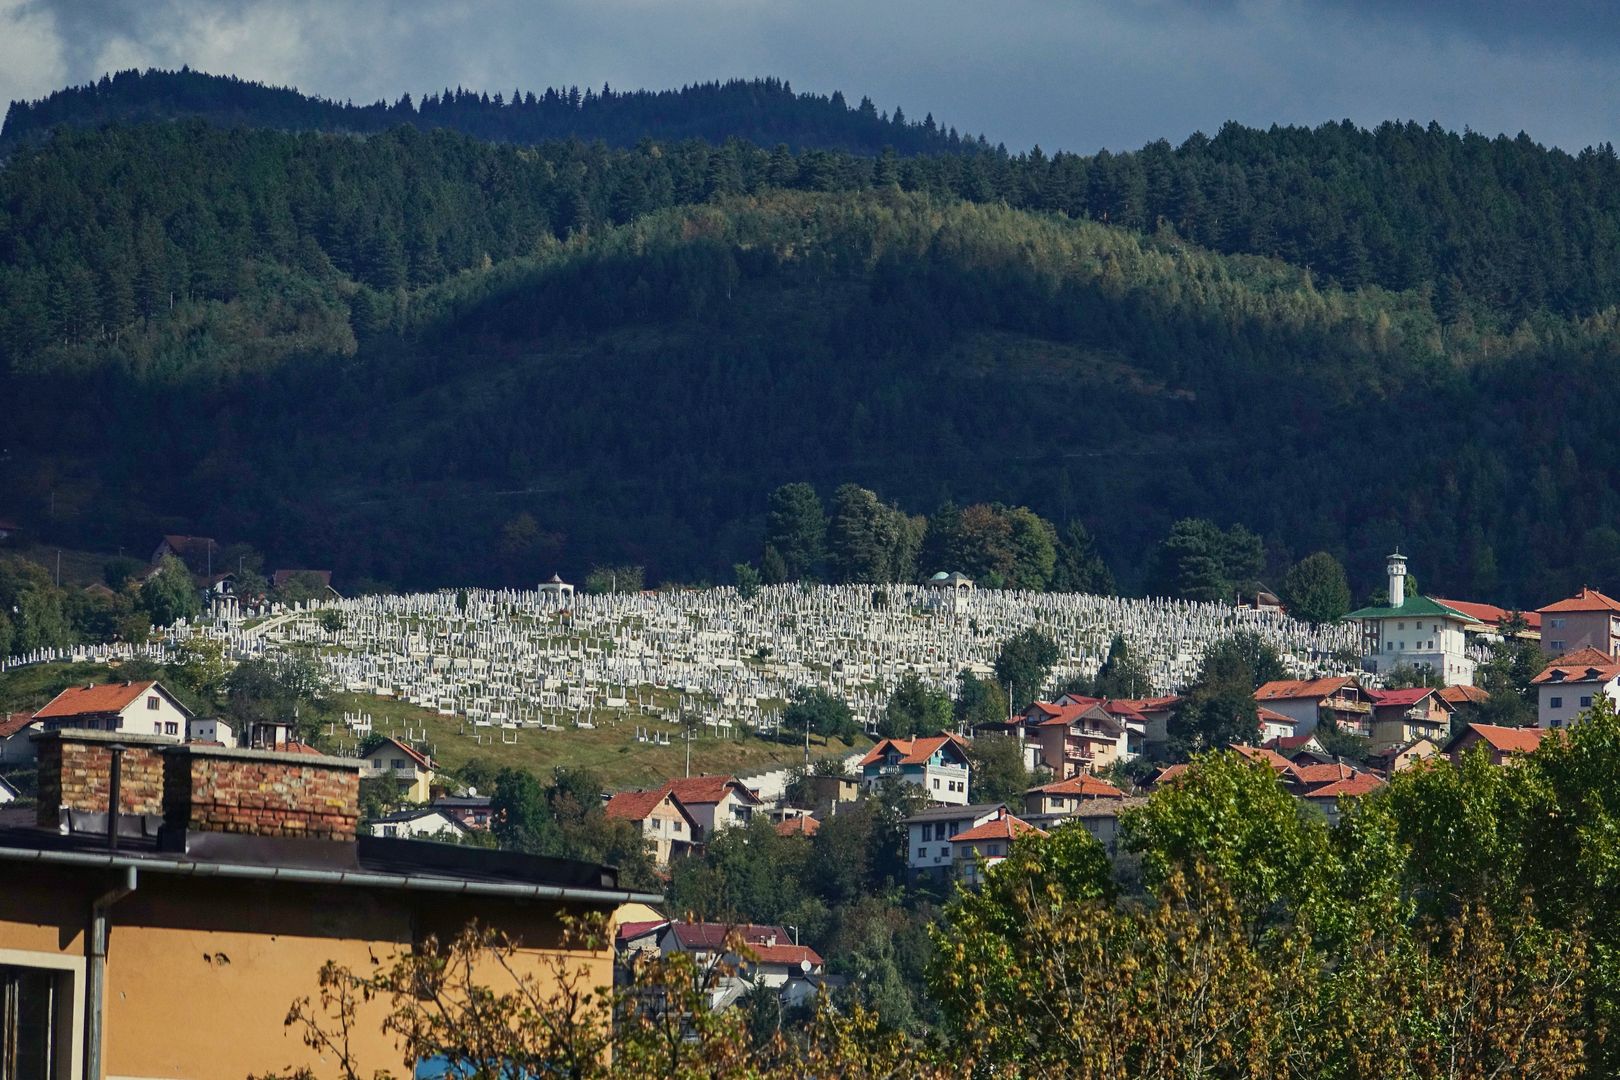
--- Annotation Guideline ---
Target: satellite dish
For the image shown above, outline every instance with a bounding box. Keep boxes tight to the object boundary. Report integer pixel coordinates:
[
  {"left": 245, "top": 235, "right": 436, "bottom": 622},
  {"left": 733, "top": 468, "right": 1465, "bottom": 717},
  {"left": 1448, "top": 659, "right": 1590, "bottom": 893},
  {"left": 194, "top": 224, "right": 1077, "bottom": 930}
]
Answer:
[
  {"left": 467, "top": 786, "right": 478, "bottom": 797},
  {"left": 800, "top": 959, "right": 812, "bottom": 973}
]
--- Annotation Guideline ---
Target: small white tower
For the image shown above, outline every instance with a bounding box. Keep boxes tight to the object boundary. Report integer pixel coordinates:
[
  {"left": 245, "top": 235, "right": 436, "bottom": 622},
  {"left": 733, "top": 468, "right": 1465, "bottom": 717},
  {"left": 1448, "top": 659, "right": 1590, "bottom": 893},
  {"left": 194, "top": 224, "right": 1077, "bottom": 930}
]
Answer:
[{"left": 1386, "top": 552, "right": 1407, "bottom": 608}]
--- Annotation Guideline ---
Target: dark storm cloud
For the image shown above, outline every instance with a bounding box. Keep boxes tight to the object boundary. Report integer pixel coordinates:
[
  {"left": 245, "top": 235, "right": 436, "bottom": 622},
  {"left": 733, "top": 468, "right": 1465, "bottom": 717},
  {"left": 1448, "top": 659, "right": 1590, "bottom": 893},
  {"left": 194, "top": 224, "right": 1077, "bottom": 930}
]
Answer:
[{"left": 2, "top": 0, "right": 1616, "bottom": 153}]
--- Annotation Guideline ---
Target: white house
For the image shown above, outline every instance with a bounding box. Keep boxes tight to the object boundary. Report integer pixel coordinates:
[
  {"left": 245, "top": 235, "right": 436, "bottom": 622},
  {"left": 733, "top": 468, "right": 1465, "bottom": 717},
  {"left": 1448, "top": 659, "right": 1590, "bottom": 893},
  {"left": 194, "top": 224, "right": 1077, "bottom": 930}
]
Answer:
[
  {"left": 32, "top": 680, "right": 191, "bottom": 740},
  {"left": 1344, "top": 554, "right": 1477, "bottom": 686},
  {"left": 658, "top": 776, "right": 762, "bottom": 841},
  {"left": 366, "top": 807, "right": 471, "bottom": 841},
  {"left": 903, "top": 802, "right": 1006, "bottom": 880},
  {"left": 655, "top": 922, "right": 826, "bottom": 1010},
  {"left": 0, "top": 712, "right": 40, "bottom": 764},
  {"left": 858, "top": 734, "right": 972, "bottom": 804},
  {"left": 187, "top": 717, "right": 237, "bottom": 747},
  {"left": 1533, "top": 648, "right": 1620, "bottom": 729}
]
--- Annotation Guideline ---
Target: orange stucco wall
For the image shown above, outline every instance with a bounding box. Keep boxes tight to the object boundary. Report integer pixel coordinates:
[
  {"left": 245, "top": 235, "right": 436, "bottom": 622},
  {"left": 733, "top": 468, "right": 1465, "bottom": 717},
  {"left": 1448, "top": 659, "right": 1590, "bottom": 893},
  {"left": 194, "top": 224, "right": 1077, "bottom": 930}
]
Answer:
[{"left": 0, "top": 865, "right": 614, "bottom": 1080}]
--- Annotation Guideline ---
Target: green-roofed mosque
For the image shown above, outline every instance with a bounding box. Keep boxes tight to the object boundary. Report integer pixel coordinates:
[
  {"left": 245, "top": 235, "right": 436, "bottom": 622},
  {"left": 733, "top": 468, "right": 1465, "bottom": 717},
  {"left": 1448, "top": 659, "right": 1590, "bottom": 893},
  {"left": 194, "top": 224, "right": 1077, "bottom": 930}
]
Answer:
[{"left": 1345, "top": 553, "right": 1478, "bottom": 686}]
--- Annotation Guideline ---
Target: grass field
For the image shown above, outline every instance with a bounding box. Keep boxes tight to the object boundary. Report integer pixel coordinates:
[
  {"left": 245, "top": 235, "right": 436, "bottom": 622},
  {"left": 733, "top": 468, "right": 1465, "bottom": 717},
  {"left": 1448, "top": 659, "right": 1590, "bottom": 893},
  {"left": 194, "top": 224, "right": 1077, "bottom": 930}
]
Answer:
[{"left": 0, "top": 663, "right": 871, "bottom": 791}]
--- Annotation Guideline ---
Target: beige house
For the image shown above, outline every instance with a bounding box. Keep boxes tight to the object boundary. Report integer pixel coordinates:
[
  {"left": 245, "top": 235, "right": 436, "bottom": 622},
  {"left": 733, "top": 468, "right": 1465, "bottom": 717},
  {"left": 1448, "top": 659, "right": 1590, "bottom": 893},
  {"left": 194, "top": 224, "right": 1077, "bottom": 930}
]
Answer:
[
  {"left": 1253, "top": 677, "right": 1372, "bottom": 738},
  {"left": 1532, "top": 648, "right": 1620, "bottom": 729},
  {"left": 949, "top": 808, "right": 1045, "bottom": 885},
  {"left": 359, "top": 735, "right": 436, "bottom": 802},
  {"left": 1366, "top": 687, "right": 1453, "bottom": 748},
  {"left": 1538, "top": 588, "right": 1620, "bottom": 657},
  {"left": 1447, "top": 722, "right": 1546, "bottom": 766},
  {"left": 1022, "top": 773, "right": 1124, "bottom": 817},
  {"left": 605, "top": 788, "right": 700, "bottom": 866},
  {"left": 0, "top": 730, "right": 655, "bottom": 1080},
  {"left": 658, "top": 776, "right": 761, "bottom": 841}
]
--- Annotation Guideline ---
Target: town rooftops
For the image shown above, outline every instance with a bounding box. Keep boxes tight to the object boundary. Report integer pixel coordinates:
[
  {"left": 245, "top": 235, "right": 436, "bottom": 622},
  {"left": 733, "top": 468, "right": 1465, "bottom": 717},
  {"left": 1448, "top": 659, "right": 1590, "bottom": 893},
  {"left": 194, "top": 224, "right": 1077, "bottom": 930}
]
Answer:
[
  {"left": 857, "top": 733, "right": 971, "bottom": 768},
  {"left": 33, "top": 680, "right": 183, "bottom": 720},
  {"left": 605, "top": 788, "right": 699, "bottom": 828},
  {"left": 1343, "top": 595, "right": 1474, "bottom": 622},
  {"left": 1256, "top": 705, "right": 1297, "bottom": 727},
  {"left": 1539, "top": 587, "right": 1620, "bottom": 614},
  {"left": 1254, "top": 677, "right": 1356, "bottom": 703},
  {"left": 0, "top": 712, "right": 36, "bottom": 739},
  {"left": 1302, "top": 771, "right": 1386, "bottom": 800},
  {"left": 1366, "top": 687, "right": 1442, "bottom": 708},
  {"left": 1438, "top": 684, "right": 1490, "bottom": 707},
  {"left": 1532, "top": 649, "right": 1620, "bottom": 685},
  {"left": 775, "top": 816, "right": 819, "bottom": 837},
  {"left": 1231, "top": 744, "right": 1295, "bottom": 772}
]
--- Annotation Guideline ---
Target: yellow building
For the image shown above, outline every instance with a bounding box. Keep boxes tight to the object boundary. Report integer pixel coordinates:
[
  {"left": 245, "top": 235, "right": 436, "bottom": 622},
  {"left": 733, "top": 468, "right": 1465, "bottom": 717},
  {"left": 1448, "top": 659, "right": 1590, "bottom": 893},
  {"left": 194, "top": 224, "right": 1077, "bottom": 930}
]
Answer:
[{"left": 0, "top": 730, "right": 658, "bottom": 1080}]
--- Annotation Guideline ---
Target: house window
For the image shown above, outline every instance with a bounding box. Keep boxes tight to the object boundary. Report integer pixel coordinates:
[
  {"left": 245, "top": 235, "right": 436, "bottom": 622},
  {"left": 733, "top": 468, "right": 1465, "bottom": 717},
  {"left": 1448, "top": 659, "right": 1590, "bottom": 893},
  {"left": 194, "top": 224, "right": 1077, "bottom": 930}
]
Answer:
[
  {"left": 372, "top": 759, "right": 383, "bottom": 768},
  {"left": 673, "top": 820, "right": 682, "bottom": 833},
  {"left": 1415, "top": 622, "right": 1423, "bottom": 631},
  {"left": 1, "top": 962, "right": 67, "bottom": 1080},
  {"left": 916, "top": 848, "right": 926, "bottom": 860},
  {"left": 932, "top": 779, "right": 939, "bottom": 789},
  {"left": 1551, "top": 696, "right": 1563, "bottom": 709},
  {"left": 1582, "top": 696, "right": 1593, "bottom": 707},
  {"left": 1387, "top": 642, "right": 1394, "bottom": 652},
  {"left": 1551, "top": 618, "right": 1565, "bottom": 629},
  {"left": 1551, "top": 641, "right": 1565, "bottom": 652},
  {"left": 146, "top": 696, "right": 160, "bottom": 710},
  {"left": 164, "top": 722, "right": 178, "bottom": 736},
  {"left": 1398, "top": 622, "right": 1405, "bottom": 630}
]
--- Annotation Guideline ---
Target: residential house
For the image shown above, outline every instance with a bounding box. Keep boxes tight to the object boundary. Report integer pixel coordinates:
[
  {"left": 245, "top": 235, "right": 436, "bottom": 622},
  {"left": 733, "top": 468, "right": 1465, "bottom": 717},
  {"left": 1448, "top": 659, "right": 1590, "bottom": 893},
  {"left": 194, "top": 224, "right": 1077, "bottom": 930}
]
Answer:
[
  {"left": 359, "top": 735, "right": 437, "bottom": 802},
  {"left": 432, "top": 794, "right": 494, "bottom": 830},
  {"left": 904, "top": 803, "right": 1007, "bottom": 880},
  {"left": 858, "top": 734, "right": 972, "bottom": 804},
  {"left": 186, "top": 716, "right": 236, "bottom": 747},
  {"left": 605, "top": 788, "right": 700, "bottom": 865},
  {"left": 0, "top": 729, "right": 656, "bottom": 1080},
  {"left": 367, "top": 807, "right": 471, "bottom": 841},
  {"left": 1432, "top": 598, "right": 1542, "bottom": 646},
  {"left": 656, "top": 922, "right": 827, "bottom": 1009},
  {"left": 1438, "top": 684, "right": 1490, "bottom": 713},
  {"left": 1253, "top": 677, "right": 1373, "bottom": 738},
  {"left": 1022, "top": 773, "right": 1125, "bottom": 817},
  {"left": 1532, "top": 648, "right": 1620, "bottom": 728},
  {"left": 1019, "top": 699, "right": 1132, "bottom": 778},
  {"left": 1257, "top": 706, "right": 1298, "bottom": 743},
  {"left": 1230, "top": 743, "right": 1296, "bottom": 775},
  {"left": 1115, "top": 695, "right": 1181, "bottom": 750},
  {"left": 1344, "top": 554, "right": 1478, "bottom": 686},
  {"left": 799, "top": 771, "right": 860, "bottom": 810},
  {"left": 1060, "top": 796, "right": 1147, "bottom": 856},
  {"left": 659, "top": 776, "right": 762, "bottom": 840},
  {"left": 0, "top": 711, "right": 39, "bottom": 764},
  {"left": 33, "top": 680, "right": 192, "bottom": 740},
  {"left": 151, "top": 534, "right": 217, "bottom": 571},
  {"left": 1538, "top": 587, "right": 1620, "bottom": 657},
  {"left": 950, "top": 808, "right": 1045, "bottom": 885},
  {"left": 1448, "top": 722, "right": 1546, "bottom": 766},
  {"left": 1367, "top": 687, "right": 1453, "bottom": 749},
  {"left": 1368, "top": 738, "right": 1442, "bottom": 776},
  {"left": 775, "top": 815, "right": 819, "bottom": 837},
  {"left": 1261, "top": 733, "right": 1332, "bottom": 766},
  {"left": 1298, "top": 770, "right": 1386, "bottom": 823}
]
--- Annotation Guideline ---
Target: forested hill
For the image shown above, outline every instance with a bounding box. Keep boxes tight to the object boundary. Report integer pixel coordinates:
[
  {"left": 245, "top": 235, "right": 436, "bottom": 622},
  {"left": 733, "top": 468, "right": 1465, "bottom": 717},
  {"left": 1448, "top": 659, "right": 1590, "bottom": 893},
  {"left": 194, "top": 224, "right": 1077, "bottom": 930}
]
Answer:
[
  {"left": 5, "top": 114, "right": 1620, "bottom": 604},
  {"left": 0, "top": 68, "right": 981, "bottom": 156}
]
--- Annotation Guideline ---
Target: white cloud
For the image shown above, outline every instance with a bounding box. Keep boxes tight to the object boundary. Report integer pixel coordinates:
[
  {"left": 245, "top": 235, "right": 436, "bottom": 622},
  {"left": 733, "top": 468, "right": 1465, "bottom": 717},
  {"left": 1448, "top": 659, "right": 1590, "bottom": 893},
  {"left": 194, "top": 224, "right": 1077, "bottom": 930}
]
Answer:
[{"left": 0, "top": 0, "right": 67, "bottom": 105}]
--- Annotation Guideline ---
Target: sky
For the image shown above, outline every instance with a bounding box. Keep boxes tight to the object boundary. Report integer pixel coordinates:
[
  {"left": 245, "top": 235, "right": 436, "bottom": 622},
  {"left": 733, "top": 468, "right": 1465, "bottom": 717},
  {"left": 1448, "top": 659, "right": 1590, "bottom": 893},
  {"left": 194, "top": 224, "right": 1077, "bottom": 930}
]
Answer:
[{"left": 2, "top": 0, "right": 1617, "bottom": 154}]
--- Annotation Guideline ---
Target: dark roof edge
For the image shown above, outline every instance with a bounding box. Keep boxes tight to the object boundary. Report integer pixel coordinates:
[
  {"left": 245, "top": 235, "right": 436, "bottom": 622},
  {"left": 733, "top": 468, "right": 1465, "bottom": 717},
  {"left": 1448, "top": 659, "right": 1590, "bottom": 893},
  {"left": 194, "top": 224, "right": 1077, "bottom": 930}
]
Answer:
[{"left": 0, "top": 844, "right": 662, "bottom": 907}]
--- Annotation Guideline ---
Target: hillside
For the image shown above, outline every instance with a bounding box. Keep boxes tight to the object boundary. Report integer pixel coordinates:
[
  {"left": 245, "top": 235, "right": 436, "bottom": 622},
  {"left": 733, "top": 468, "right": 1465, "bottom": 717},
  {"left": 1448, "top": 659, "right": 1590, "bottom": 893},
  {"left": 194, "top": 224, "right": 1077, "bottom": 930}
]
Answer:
[
  {"left": 0, "top": 68, "right": 978, "bottom": 156},
  {"left": 3, "top": 115, "right": 1620, "bottom": 605}
]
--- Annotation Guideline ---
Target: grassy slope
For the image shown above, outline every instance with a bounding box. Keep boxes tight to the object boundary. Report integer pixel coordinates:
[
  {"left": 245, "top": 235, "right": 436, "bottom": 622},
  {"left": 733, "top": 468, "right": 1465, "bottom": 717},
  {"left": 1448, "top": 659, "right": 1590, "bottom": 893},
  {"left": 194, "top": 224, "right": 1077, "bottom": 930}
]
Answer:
[{"left": 0, "top": 663, "right": 870, "bottom": 791}]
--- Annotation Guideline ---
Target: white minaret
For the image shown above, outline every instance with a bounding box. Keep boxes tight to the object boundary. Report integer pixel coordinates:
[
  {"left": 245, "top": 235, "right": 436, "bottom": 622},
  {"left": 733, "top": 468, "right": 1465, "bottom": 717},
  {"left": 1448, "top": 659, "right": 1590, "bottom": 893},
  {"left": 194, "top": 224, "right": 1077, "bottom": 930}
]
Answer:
[{"left": 1387, "top": 552, "right": 1408, "bottom": 608}]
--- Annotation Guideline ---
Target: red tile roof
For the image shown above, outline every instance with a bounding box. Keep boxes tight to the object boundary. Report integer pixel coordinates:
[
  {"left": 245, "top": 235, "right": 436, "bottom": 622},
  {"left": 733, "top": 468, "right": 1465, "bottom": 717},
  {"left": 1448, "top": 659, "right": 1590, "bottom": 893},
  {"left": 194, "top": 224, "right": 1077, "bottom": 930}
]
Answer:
[
  {"left": 775, "top": 816, "right": 820, "bottom": 837},
  {"left": 1255, "top": 677, "right": 1355, "bottom": 702},
  {"left": 660, "top": 775, "right": 759, "bottom": 806},
  {"left": 667, "top": 921, "right": 790, "bottom": 951},
  {"left": 1151, "top": 763, "right": 1191, "bottom": 785},
  {"left": 1458, "top": 723, "right": 1546, "bottom": 755},
  {"left": 380, "top": 735, "right": 435, "bottom": 771},
  {"left": 0, "top": 712, "right": 36, "bottom": 739},
  {"left": 1367, "top": 687, "right": 1439, "bottom": 708},
  {"left": 1432, "top": 598, "right": 1542, "bottom": 631},
  {"left": 1030, "top": 774, "right": 1125, "bottom": 798},
  {"left": 1291, "top": 761, "right": 1360, "bottom": 787},
  {"left": 1113, "top": 695, "right": 1181, "bottom": 712},
  {"left": 616, "top": 919, "right": 669, "bottom": 943},
  {"left": 1256, "top": 706, "right": 1297, "bottom": 726},
  {"left": 1539, "top": 587, "right": 1620, "bottom": 614},
  {"left": 748, "top": 942, "right": 824, "bottom": 967},
  {"left": 950, "top": 812, "right": 1045, "bottom": 844},
  {"left": 34, "top": 681, "right": 157, "bottom": 719},
  {"left": 858, "top": 734, "right": 971, "bottom": 768}
]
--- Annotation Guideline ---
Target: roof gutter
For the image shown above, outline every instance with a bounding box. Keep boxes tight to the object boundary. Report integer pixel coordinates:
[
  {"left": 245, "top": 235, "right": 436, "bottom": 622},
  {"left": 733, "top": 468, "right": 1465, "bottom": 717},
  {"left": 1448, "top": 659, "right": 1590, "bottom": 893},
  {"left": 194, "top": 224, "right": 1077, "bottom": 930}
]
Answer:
[{"left": 0, "top": 846, "right": 663, "bottom": 907}]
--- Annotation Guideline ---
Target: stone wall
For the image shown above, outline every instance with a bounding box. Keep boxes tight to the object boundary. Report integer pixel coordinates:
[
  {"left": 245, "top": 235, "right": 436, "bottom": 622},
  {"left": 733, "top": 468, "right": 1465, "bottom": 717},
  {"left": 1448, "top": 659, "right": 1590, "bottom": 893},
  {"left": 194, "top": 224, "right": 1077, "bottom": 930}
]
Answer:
[
  {"left": 34, "top": 731, "right": 170, "bottom": 827},
  {"left": 163, "top": 745, "right": 360, "bottom": 841}
]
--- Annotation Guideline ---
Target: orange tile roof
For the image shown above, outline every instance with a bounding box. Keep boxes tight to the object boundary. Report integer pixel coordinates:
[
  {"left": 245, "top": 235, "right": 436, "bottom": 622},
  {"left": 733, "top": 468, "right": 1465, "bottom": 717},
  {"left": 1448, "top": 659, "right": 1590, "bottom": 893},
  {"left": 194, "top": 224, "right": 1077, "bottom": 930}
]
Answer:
[
  {"left": 380, "top": 735, "right": 435, "bottom": 770},
  {"left": 950, "top": 812, "right": 1045, "bottom": 844},
  {"left": 34, "top": 681, "right": 157, "bottom": 719},
  {"left": 1231, "top": 744, "right": 1294, "bottom": 771},
  {"left": 1151, "top": 763, "right": 1191, "bottom": 785},
  {"left": 1254, "top": 677, "right": 1354, "bottom": 702},
  {"left": 1030, "top": 774, "right": 1124, "bottom": 798},
  {"left": 1539, "top": 587, "right": 1620, "bottom": 614},
  {"left": 606, "top": 789, "right": 673, "bottom": 822},
  {"left": 1367, "top": 687, "right": 1440, "bottom": 708},
  {"left": 1459, "top": 723, "right": 1546, "bottom": 755},
  {"left": 661, "top": 775, "right": 759, "bottom": 806},
  {"left": 1531, "top": 649, "right": 1620, "bottom": 685},
  {"left": 1256, "top": 706, "right": 1297, "bottom": 726},
  {"left": 0, "top": 712, "right": 36, "bottom": 739},
  {"left": 1438, "top": 684, "right": 1490, "bottom": 706},
  {"left": 775, "top": 816, "right": 820, "bottom": 837},
  {"left": 1291, "top": 761, "right": 1359, "bottom": 787},
  {"left": 1303, "top": 772, "right": 1386, "bottom": 799},
  {"left": 858, "top": 734, "right": 970, "bottom": 767},
  {"left": 747, "top": 942, "right": 825, "bottom": 967},
  {"left": 1113, "top": 695, "right": 1181, "bottom": 712}
]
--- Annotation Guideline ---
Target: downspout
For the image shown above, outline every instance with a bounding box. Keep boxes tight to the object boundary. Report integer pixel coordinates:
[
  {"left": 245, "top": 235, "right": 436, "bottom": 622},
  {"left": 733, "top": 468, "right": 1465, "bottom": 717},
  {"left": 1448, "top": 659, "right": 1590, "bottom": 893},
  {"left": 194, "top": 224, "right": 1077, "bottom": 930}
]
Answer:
[{"left": 85, "top": 865, "right": 137, "bottom": 1080}]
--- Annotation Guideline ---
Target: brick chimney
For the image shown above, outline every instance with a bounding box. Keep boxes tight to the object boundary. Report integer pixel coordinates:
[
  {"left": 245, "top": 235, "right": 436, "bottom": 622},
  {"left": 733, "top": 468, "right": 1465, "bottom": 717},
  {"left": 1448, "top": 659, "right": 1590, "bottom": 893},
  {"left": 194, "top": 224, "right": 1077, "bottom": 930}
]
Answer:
[
  {"left": 162, "top": 744, "right": 360, "bottom": 842},
  {"left": 33, "top": 730, "right": 169, "bottom": 829}
]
